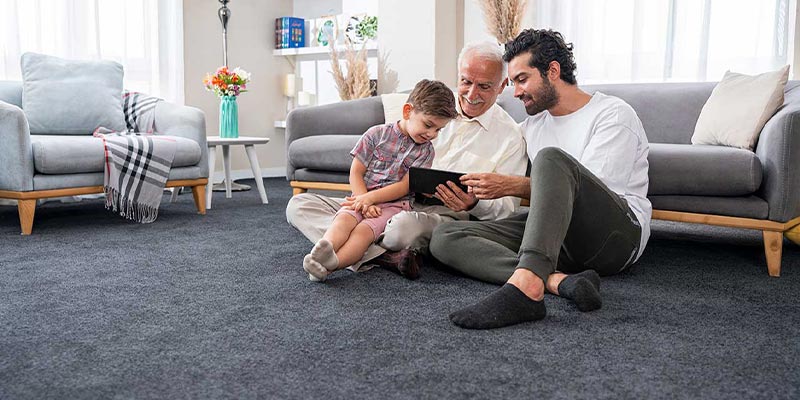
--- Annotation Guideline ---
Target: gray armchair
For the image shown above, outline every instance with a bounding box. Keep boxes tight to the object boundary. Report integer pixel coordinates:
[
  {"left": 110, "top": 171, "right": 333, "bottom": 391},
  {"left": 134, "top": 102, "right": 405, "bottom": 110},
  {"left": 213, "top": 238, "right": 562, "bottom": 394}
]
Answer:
[{"left": 0, "top": 81, "right": 209, "bottom": 234}]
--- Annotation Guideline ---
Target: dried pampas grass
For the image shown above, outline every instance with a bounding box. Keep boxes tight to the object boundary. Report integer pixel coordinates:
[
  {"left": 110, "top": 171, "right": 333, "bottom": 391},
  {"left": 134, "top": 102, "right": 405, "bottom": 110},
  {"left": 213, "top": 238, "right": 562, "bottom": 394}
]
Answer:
[
  {"left": 479, "top": 0, "right": 528, "bottom": 44},
  {"left": 329, "top": 42, "right": 372, "bottom": 101}
]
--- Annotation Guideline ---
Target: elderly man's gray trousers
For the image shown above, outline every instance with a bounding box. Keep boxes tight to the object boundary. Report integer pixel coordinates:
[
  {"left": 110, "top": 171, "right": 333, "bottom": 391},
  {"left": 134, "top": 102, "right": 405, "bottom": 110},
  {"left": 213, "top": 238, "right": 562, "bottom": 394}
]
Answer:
[{"left": 430, "top": 147, "right": 641, "bottom": 284}]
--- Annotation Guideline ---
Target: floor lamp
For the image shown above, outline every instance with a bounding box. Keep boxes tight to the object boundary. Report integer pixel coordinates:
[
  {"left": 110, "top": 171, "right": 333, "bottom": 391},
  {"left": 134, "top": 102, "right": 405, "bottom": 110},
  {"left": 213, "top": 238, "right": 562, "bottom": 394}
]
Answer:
[{"left": 212, "top": 0, "right": 251, "bottom": 192}]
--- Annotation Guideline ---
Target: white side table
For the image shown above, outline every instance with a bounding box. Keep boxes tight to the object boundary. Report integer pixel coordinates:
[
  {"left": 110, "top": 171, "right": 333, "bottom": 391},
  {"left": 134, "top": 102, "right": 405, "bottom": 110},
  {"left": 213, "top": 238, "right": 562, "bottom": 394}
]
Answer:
[{"left": 206, "top": 136, "right": 270, "bottom": 209}]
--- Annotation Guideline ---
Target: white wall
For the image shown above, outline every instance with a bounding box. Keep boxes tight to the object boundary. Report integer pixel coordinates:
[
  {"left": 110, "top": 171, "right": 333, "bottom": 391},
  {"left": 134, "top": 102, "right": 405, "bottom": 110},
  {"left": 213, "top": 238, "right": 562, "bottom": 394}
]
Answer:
[
  {"left": 293, "top": 0, "right": 341, "bottom": 19},
  {"left": 378, "top": 0, "right": 461, "bottom": 92},
  {"left": 183, "top": 0, "right": 292, "bottom": 176}
]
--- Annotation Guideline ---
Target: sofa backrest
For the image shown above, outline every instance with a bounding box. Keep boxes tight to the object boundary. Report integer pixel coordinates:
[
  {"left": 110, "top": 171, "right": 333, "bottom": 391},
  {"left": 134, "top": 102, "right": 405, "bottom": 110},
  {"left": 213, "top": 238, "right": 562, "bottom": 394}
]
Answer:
[
  {"left": 0, "top": 81, "right": 22, "bottom": 108},
  {"left": 497, "top": 81, "right": 800, "bottom": 145}
]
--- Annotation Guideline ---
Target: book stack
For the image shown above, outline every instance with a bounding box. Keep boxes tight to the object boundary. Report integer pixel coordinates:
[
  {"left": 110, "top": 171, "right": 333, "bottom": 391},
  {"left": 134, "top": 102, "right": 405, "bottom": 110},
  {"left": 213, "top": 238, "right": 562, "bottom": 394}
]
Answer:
[{"left": 275, "top": 17, "right": 305, "bottom": 49}]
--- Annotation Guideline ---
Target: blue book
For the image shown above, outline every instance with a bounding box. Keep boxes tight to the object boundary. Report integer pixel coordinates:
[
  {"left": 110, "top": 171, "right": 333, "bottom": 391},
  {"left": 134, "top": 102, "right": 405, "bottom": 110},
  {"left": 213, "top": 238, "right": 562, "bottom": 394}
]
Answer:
[{"left": 287, "top": 17, "right": 305, "bottom": 48}]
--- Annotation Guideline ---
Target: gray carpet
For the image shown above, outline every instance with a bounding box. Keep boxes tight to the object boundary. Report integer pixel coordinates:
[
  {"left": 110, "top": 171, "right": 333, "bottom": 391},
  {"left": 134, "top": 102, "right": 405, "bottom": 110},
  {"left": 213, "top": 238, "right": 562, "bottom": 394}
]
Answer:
[{"left": 1, "top": 178, "right": 798, "bottom": 399}]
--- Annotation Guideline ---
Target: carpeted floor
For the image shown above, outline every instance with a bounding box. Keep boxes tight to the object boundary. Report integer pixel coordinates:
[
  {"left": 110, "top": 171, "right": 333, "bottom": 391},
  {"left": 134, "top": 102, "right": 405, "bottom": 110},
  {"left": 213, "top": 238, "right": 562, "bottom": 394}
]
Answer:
[{"left": 0, "top": 178, "right": 798, "bottom": 399}]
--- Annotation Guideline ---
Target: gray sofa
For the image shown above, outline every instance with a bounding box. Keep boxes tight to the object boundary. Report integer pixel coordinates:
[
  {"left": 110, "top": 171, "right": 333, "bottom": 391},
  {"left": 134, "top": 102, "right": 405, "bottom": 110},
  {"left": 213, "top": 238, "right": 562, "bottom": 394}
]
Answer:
[
  {"left": 286, "top": 82, "right": 800, "bottom": 276},
  {"left": 0, "top": 81, "right": 209, "bottom": 234}
]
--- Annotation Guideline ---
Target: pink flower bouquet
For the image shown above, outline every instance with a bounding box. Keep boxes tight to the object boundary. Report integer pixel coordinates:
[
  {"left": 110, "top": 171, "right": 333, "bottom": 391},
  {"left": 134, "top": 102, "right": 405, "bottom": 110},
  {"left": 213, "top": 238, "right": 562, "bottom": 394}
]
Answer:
[{"left": 203, "top": 66, "right": 251, "bottom": 97}]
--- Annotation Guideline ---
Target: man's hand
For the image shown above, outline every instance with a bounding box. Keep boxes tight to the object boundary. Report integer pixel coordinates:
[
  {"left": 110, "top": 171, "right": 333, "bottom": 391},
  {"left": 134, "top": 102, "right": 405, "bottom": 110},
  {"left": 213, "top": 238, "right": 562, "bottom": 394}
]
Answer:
[
  {"left": 461, "top": 172, "right": 512, "bottom": 200},
  {"left": 434, "top": 181, "right": 478, "bottom": 211}
]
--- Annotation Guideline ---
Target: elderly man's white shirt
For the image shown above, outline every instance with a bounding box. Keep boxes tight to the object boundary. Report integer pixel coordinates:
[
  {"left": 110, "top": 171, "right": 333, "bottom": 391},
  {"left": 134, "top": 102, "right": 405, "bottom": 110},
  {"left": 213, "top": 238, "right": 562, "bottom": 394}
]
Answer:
[{"left": 432, "top": 101, "right": 528, "bottom": 220}]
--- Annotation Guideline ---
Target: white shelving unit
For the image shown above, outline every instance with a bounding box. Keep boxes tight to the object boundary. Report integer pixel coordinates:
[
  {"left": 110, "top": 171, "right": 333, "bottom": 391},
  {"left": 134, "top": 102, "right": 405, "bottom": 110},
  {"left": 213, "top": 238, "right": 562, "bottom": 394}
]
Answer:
[
  {"left": 273, "top": 41, "right": 379, "bottom": 130},
  {"left": 273, "top": 42, "right": 378, "bottom": 57}
]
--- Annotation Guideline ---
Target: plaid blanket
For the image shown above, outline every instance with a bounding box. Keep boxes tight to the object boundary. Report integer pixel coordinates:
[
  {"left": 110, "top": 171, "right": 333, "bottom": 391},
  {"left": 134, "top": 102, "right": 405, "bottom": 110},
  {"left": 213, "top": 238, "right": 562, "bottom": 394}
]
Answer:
[
  {"left": 93, "top": 91, "right": 175, "bottom": 223},
  {"left": 123, "top": 91, "right": 161, "bottom": 133}
]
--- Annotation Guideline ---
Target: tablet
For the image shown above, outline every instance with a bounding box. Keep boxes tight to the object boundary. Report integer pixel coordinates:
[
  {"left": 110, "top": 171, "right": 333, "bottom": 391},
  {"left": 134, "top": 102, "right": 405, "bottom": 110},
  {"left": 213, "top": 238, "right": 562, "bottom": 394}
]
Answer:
[{"left": 409, "top": 167, "right": 468, "bottom": 195}]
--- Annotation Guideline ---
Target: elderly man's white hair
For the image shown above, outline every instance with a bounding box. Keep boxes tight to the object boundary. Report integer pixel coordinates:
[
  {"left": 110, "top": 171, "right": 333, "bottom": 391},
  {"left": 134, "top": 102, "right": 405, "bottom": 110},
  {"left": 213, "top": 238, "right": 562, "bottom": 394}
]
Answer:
[{"left": 457, "top": 41, "right": 507, "bottom": 80}]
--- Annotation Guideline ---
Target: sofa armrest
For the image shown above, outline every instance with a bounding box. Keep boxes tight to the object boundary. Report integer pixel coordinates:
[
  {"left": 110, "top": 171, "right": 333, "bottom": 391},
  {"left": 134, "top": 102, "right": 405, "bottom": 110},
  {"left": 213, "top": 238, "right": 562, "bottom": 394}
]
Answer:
[
  {"left": 0, "top": 100, "right": 33, "bottom": 191},
  {"left": 285, "top": 96, "right": 384, "bottom": 180},
  {"left": 153, "top": 101, "right": 208, "bottom": 178},
  {"left": 756, "top": 89, "right": 800, "bottom": 222}
]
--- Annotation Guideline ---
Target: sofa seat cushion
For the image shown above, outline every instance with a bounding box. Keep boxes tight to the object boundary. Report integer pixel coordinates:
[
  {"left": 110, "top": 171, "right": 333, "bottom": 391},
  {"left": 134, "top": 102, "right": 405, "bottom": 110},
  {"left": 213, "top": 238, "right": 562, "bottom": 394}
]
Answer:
[
  {"left": 30, "top": 135, "right": 202, "bottom": 174},
  {"left": 288, "top": 134, "right": 361, "bottom": 172},
  {"left": 648, "top": 143, "right": 762, "bottom": 196},
  {"left": 650, "top": 195, "right": 768, "bottom": 220}
]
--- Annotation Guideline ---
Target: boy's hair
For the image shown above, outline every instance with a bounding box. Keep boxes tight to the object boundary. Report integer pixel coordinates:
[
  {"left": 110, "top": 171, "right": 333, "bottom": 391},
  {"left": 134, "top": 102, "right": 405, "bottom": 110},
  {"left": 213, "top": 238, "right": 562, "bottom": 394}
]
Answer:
[
  {"left": 406, "top": 79, "right": 458, "bottom": 119},
  {"left": 503, "top": 29, "right": 578, "bottom": 85}
]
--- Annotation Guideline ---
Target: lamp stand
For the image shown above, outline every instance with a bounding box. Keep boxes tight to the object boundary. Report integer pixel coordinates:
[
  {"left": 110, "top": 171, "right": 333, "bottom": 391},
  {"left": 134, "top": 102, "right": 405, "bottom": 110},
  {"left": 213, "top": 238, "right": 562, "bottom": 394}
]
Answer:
[{"left": 214, "top": 0, "right": 250, "bottom": 193}]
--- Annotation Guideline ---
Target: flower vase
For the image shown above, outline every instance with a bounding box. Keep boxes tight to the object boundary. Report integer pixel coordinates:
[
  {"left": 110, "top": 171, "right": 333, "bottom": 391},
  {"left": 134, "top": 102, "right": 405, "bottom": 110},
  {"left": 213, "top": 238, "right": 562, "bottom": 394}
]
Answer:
[{"left": 219, "top": 96, "right": 239, "bottom": 138}]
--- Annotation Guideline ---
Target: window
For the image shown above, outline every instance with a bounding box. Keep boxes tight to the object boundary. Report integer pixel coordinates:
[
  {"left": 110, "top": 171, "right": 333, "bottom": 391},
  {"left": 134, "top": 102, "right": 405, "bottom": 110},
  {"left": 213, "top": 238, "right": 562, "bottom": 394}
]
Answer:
[
  {"left": 0, "top": 0, "right": 184, "bottom": 102},
  {"left": 535, "top": 0, "right": 795, "bottom": 84}
]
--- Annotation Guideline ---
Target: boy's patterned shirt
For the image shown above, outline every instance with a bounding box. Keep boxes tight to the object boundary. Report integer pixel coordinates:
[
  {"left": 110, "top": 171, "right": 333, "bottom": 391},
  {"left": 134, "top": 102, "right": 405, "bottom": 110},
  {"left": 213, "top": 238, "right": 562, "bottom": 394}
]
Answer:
[{"left": 350, "top": 122, "right": 434, "bottom": 192}]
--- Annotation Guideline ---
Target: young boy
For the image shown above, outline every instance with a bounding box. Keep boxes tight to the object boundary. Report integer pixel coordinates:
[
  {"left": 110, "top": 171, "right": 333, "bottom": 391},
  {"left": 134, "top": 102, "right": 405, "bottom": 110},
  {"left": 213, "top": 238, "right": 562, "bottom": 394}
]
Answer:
[{"left": 303, "top": 79, "right": 458, "bottom": 281}]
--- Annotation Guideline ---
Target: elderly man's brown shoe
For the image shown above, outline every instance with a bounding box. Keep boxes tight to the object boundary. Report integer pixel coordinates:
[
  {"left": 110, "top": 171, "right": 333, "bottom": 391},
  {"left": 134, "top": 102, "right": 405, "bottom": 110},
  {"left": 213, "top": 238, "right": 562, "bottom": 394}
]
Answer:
[{"left": 373, "top": 249, "right": 422, "bottom": 280}]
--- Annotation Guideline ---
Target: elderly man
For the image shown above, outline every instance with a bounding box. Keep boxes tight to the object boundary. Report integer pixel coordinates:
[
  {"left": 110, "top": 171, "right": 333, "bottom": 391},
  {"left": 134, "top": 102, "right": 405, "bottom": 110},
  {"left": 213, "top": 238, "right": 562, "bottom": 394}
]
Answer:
[
  {"left": 286, "top": 41, "right": 528, "bottom": 279},
  {"left": 430, "top": 29, "right": 651, "bottom": 329}
]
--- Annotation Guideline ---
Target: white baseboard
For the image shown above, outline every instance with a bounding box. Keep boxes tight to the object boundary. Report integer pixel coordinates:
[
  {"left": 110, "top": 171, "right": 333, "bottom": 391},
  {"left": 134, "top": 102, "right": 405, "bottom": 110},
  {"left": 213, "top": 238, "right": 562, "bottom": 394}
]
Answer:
[{"left": 210, "top": 167, "right": 287, "bottom": 184}]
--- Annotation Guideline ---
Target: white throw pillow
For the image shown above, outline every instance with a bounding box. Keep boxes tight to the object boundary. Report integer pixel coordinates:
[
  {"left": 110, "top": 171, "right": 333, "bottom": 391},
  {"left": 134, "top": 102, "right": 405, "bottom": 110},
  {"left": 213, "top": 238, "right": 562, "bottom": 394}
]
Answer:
[
  {"left": 381, "top": 93, "right": 408, "bottom": 124},
  {"left": 691, "top": 65, "right": 789, "bottom": 151}
]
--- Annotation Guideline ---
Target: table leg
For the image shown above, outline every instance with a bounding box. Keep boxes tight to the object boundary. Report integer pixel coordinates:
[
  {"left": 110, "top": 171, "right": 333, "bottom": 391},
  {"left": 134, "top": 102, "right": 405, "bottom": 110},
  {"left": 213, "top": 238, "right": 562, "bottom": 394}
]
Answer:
[
  {"left": 244, "top": 145, "right": 268, "bottom": 204},
  {"left": 222, "top": 145, "right": 232, "bottom": 198},
  {"left": 206, "top": 145, "right": 217, "bottom": 209}
]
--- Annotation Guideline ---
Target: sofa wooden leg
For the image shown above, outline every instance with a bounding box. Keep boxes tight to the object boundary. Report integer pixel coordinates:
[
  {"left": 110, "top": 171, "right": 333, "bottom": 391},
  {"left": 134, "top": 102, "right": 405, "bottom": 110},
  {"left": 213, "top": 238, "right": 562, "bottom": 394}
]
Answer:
[
  {"left": 763, "top": 230, "right": 783, "bottom": 277},
  {"left": 192, "top": 185, "right": 206, "bottom": 215},
  {"left": 18, "top": 199, "right": 36, "bottom": 235},
  {"left": 292, "top": 187, "right": 307, "bottom": 196}
]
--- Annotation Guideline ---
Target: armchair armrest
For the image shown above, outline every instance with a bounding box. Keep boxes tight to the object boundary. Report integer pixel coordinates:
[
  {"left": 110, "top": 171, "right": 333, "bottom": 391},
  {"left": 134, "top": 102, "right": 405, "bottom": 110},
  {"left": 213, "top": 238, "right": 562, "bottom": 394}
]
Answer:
[
  {"left": 0, "top": 100, "right": 33, "bottom": 191},
  {"left": 756, "top": 85, "right": 800, "bottom": 222},
  {"left": 285, "top": 96, "right": 384, "bottom": 180},
  {"left": 153, "top": 101, "right": 208, "bottom": 177}
]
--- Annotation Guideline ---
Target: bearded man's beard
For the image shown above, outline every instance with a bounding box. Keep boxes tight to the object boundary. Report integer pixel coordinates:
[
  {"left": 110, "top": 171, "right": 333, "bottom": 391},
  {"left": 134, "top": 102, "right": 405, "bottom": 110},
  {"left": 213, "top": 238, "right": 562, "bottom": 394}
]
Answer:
[{"left": 524, "top": 76, "right": 558, "bottom": 116}]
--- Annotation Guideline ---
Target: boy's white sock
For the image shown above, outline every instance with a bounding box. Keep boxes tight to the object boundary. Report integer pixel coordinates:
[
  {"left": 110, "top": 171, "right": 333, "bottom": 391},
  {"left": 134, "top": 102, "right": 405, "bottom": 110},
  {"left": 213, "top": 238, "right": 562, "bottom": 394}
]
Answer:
[
  {"left": 303, "top": 254, "right": 328, "bottom": 282},
  {"left": 310, "top": 239, "right": 339, "bottom": 271}
]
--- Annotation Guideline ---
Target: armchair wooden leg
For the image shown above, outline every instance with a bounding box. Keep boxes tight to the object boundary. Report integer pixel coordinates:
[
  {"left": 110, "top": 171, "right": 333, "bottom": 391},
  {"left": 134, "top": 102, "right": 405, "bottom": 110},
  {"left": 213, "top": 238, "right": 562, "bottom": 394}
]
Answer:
[
  {"left": 292, "top": 187, "right": 307, "bottom": 196},
  {"left": 192, "top": 185, "right": 206, "bottom": 215},
  {"left": 763, "top": 230, "right": 783, "bottom": 277},
  {"left": 18, "top": 199, "right": 36, "bottom": 235}
]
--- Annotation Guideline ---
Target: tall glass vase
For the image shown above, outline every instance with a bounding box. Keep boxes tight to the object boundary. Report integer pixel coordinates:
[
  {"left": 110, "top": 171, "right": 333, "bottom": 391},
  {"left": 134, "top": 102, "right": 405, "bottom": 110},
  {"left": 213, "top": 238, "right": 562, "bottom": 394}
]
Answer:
[{"left": 219, "top": 96, "right": 239, "bottom": 138}]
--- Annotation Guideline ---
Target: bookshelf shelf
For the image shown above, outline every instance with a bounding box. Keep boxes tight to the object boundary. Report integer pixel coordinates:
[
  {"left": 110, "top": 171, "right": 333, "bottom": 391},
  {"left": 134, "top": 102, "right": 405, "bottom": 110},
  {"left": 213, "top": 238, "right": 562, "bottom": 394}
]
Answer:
[{"left": 273, "top": 42, "right": 378, "bottom": 57}]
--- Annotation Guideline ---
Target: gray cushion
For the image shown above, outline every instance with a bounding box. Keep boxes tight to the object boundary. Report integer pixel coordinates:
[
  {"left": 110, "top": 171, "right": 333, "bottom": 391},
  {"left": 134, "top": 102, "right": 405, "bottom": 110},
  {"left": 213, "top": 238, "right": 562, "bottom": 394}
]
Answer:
[
  {"left": 21, "top": 53, "right": 126, "bottom": 135},
  {"left": 288, "top": 135, "right": 360, "bottom": 172},
  {"left": 293, "top": 169, "right": 350, "bottom": 184},
  {"left": 0, "top": 81, "right": 22, "bottom": 107},
  {"left": 32, "top": 166, "right": 204, "bottom": 191},
  {"left": 650, "top": 195, "right": 768, "bottom": 220},
  {"left": 30, "top": 135, "right": 201, "bottom": 174},
  {"left": 648, "top": 143, "right": 762, "bottom": 196}
]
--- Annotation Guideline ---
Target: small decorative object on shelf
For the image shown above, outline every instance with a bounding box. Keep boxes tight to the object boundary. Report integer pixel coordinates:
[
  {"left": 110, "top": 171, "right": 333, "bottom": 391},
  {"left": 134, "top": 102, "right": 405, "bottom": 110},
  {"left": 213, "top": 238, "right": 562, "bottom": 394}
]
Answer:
[
  {"left": 203, "top": 66, "right": 251, "bottom": 138},
  {"left": 275, "top": 16, "right": 305, "bottom": 49},
  {"left": 313, "top": 16, "right": 337, "bottom": 47},
  {"left": 346, "top": 14, "right": 377, "bottom": 44}
]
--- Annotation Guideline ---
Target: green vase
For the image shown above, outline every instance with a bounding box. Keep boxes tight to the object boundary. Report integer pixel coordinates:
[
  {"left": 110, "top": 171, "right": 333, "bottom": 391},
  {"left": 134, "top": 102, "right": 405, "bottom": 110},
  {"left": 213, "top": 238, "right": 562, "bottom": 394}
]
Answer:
[{"left": 219, "top": 96, "right": 239, "bottom": 138}]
